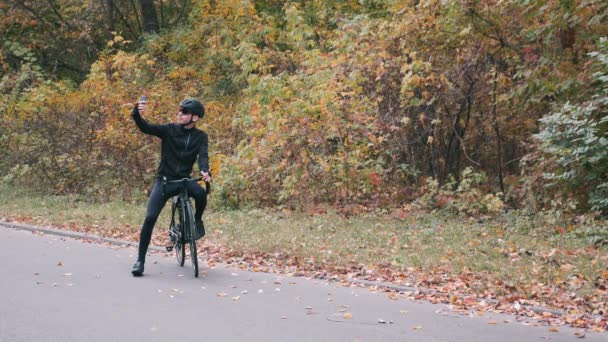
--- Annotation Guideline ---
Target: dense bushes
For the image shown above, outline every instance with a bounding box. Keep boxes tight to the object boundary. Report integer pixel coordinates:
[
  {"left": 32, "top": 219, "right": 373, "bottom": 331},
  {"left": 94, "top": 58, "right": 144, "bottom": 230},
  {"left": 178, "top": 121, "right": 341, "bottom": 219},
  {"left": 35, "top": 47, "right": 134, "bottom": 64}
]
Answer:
[
  {"left": 535, "top": 38, "right": 608, "bottom": 213},
  {"left": 1, "top": 0, "right": 607, "bottom": 214}
]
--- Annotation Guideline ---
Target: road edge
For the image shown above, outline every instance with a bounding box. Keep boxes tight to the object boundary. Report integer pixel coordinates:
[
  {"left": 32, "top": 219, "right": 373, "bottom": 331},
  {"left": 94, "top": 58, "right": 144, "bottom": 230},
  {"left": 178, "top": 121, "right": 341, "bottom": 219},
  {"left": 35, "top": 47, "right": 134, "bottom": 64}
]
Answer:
[
  {"left": 0, "top": 220, "right": 165, "bottom": 252},
  {"left": 0, "top": 219, "right": 565, "bottom": 317}
]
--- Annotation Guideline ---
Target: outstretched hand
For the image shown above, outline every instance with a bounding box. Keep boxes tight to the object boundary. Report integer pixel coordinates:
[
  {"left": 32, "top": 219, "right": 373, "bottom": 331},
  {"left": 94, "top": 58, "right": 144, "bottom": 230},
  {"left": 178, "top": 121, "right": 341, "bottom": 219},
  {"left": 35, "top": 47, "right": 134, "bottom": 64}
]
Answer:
[{"left": 136, "top": 99, "right": 147, "bottom": 113}]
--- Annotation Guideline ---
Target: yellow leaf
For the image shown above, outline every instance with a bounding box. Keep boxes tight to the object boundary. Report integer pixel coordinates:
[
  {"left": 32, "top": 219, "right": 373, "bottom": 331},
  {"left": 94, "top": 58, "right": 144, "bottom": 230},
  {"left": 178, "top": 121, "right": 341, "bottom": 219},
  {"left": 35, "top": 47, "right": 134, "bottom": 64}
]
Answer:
[
  {"left": 210, "top": 153, "right": 226, "bottom": 177},
  {"left": 548, "top": 327, "right": 558, "bottom": 332},
  {"left": 343, "top": 313, "right": 353, "bottom": 319}
]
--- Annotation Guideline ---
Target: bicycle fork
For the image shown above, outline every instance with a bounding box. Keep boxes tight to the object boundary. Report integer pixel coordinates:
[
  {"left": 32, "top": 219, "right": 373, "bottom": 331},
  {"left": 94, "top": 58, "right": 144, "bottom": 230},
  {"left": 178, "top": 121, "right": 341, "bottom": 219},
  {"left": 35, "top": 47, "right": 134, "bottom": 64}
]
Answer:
[{"left": 166, "top": 200, "right": 179, "bottom": 252}]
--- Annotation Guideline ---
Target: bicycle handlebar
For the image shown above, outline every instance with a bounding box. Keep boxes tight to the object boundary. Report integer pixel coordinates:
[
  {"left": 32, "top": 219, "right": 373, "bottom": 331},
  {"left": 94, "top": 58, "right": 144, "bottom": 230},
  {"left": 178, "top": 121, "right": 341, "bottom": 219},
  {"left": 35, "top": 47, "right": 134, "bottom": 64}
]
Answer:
[
  {"left": 163, "top": 177, "right": 204, "bottom": 184},
  {"left": 163, "top": 177, "right": 211, "bottom": 193}
]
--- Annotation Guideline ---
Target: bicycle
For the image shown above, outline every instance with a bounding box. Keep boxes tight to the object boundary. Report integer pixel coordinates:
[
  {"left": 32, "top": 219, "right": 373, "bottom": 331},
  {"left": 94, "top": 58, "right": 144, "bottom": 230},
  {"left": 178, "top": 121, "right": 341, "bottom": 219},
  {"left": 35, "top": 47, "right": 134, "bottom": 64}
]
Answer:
[{"left": 164, "top": 177, "right": 210, "bottom": 278}]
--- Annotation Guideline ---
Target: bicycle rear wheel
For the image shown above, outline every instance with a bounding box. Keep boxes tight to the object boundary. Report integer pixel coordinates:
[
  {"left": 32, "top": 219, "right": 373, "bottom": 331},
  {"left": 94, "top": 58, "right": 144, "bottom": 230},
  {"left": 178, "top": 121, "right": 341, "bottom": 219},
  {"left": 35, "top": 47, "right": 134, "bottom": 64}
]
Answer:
[
  {"left": 184, "top": 199, "right": 198, "bottom": 277},
  {"left": 174, "top": 201, "right": 186, "bottom": 266}
]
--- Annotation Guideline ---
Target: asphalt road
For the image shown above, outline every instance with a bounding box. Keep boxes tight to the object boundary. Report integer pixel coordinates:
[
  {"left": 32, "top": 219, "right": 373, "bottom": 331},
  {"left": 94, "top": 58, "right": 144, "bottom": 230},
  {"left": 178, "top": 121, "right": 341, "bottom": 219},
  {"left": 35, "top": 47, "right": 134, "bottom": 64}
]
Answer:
[{"left": 0, "top": 226, "right": 604, "bottom": 342}]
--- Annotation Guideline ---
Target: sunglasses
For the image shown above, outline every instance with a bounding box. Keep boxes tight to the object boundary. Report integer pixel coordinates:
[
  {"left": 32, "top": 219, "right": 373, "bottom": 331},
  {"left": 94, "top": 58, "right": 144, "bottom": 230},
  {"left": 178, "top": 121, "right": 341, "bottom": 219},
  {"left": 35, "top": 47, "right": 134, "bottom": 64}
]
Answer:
[{"left": 179, "top": 108, "right": 192, "bottom": 116}]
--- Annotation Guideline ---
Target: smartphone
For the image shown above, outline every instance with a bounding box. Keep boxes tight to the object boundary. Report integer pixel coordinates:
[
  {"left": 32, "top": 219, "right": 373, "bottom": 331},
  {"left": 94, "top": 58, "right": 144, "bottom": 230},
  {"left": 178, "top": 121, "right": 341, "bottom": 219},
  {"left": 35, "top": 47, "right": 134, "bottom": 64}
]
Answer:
[{"left": 139, "top": 95, "right": 148, "bottom": 102}]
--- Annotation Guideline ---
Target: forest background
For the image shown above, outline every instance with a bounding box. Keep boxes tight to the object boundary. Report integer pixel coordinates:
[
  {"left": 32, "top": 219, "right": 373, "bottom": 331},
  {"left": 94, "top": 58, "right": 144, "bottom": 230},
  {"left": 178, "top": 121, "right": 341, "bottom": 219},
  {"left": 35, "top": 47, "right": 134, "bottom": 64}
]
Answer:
[
  {"left": 1, "top": 0, "right": 608, "bottom": 330},
  {"left": 1, "top": 0, "right": 607, "bottom": 216}
]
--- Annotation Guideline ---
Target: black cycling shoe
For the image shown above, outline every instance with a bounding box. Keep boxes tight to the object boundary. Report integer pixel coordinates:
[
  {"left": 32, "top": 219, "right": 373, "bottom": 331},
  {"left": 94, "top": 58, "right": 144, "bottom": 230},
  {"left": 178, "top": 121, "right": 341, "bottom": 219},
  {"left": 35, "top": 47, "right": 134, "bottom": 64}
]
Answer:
[
  {"left": 194, "top": 219, "right": 205, "bottom": 240},
  {"left": 131, "top": 261, "right": 144, "bottom": 277}
]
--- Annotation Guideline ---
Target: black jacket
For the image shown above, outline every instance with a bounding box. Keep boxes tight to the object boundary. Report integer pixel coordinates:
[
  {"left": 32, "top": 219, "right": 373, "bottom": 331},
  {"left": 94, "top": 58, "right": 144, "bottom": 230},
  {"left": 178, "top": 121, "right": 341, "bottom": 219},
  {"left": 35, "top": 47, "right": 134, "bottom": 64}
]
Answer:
[{"left": 132, "top": 107, "right": 209, "bottom": 180}]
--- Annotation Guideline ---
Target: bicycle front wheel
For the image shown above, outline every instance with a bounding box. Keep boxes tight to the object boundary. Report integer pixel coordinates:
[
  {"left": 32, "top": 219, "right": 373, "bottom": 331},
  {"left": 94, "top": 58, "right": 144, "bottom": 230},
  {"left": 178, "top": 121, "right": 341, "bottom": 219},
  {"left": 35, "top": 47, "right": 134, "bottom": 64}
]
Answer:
[
  {"left": 175, "top": 202, "right": 186, "bottom": 266},
  {"left": 184, "top": 199, "right": 199, "bottom": 277}
]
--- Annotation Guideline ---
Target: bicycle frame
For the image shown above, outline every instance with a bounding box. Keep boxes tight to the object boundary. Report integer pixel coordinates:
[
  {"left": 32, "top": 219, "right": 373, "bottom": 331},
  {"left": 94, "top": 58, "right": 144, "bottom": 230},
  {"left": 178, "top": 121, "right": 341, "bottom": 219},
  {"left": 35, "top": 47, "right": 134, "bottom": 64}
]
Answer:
[{"left": 164, "top": 177, "right": 209, "bottom": 277}]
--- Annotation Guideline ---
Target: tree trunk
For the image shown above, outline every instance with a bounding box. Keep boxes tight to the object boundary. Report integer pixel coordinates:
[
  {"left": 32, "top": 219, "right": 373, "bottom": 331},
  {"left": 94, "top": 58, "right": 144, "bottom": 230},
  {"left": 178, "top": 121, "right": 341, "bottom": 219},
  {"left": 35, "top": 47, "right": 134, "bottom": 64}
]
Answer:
[
  {"left": 139, "top": 0, "right": 159, "bottom": 33},
  {"left": 104, "top": 0, "right": 114, "bottom": 35},
  {"left": 491, "top": 69, "right": 505, "bottom": 194}
]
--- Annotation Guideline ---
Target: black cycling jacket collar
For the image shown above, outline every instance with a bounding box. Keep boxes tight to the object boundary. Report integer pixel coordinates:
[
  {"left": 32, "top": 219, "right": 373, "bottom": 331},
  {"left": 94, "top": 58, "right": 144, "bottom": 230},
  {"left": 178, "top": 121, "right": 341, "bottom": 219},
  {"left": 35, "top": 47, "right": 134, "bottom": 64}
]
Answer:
[{"left": 178, "top": 123, "right": 196, "bottom": 132}]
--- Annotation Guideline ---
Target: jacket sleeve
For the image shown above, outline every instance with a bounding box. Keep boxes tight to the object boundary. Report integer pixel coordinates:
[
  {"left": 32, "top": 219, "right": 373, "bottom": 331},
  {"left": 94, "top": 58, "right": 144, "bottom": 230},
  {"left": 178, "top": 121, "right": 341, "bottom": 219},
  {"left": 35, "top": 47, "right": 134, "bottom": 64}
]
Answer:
[
  {"left": 198, "top": 133, "right": 210, "bottom": 174},
  {"left": 131, "top": 105, "right": 168, "bottom": 138}
]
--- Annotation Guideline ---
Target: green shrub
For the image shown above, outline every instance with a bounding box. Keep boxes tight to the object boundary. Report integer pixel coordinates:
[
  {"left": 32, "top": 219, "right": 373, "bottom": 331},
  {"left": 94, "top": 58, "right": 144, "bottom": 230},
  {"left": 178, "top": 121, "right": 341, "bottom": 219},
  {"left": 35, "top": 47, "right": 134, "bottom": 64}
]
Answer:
[{"left": 535, "top": 38, "right": 608, "bottom": 214}]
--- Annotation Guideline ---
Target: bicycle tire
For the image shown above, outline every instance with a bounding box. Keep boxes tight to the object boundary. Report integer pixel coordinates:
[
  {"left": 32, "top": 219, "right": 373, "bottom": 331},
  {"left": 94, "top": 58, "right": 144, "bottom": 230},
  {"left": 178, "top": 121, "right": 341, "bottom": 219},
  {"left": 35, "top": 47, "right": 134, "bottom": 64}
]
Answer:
[
  {"left": 184, "top": 199, "right": 199, "bottom": 277},
  {"left": 175, "top": 201, "right": 186, "bottom": 267}
]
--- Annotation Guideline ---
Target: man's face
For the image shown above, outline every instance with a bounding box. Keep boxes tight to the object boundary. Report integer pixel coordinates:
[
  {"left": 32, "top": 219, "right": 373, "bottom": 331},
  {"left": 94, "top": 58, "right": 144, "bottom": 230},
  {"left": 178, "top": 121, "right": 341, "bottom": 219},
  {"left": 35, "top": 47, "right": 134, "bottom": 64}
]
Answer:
[{"left": 176, "top": 107, "right": 199, "bottom": 125}]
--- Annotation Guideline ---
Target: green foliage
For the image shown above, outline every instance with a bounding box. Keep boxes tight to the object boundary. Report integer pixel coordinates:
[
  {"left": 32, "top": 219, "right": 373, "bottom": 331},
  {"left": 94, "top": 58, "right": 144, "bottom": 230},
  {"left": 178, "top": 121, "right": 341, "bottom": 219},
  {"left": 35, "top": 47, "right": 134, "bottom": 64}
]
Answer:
[
  {"left": 574, "top": 222, "right": 608, "bottom": 247},
  {"left": 535, "top": 38, "right": 608, "bottom": 214}
]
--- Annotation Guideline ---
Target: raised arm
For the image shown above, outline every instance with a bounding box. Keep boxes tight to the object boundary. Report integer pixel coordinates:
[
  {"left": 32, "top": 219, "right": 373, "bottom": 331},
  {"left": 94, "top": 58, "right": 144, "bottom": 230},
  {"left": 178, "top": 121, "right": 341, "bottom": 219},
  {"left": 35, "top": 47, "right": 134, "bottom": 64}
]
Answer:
[{"left": 131, "top": 103, "right": 168, "bottom": 138}]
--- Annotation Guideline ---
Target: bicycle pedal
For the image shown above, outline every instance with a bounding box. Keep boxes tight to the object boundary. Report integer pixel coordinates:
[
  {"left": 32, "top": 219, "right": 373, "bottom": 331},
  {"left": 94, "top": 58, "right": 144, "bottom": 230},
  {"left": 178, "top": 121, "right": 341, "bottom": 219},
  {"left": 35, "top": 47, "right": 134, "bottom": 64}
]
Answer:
[{"left": 165, "top": 245, "right": 174, "bottom": 252}]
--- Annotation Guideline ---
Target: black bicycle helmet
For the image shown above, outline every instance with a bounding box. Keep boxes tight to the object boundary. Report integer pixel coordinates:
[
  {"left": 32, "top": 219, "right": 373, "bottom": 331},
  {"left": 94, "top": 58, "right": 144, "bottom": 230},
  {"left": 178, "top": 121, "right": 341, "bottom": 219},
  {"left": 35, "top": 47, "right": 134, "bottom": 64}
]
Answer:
[{"left": 179, "top": 98, "right": 205, "bottom": 118}]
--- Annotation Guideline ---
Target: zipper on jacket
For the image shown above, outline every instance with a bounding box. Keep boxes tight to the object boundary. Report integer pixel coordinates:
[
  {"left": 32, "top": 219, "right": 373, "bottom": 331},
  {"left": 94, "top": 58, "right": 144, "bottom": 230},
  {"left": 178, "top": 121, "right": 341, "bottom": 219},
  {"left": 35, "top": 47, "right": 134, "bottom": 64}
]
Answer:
[
  {"left": 177, "top": 132, "right": 191, "bottom": 177},
  {"left": 184, "top": 133, "right": 191, "bottom": 152}
]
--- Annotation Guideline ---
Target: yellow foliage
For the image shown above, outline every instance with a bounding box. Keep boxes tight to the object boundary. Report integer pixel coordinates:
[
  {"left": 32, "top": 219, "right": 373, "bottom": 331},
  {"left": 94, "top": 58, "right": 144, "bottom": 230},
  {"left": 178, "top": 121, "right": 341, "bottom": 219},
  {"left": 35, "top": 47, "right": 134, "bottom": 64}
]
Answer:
[{"left": 210, "top": 153, "right": 227, "bottom": 177}]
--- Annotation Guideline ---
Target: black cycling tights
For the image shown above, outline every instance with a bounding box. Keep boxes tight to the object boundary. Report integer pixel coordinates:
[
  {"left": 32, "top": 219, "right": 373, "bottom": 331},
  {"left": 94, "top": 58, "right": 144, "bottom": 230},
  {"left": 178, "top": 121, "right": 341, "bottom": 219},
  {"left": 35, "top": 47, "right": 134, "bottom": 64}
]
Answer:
[{"left": 137, "top": 178, "right": 206, "bottom": 263}]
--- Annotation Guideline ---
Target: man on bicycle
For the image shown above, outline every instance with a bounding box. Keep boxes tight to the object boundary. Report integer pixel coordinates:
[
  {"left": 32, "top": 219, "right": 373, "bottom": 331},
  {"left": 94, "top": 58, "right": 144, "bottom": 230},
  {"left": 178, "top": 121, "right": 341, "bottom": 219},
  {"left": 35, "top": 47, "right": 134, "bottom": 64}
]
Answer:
[{"left": 131, "top": 97, "right": 211, "bottom": 276}]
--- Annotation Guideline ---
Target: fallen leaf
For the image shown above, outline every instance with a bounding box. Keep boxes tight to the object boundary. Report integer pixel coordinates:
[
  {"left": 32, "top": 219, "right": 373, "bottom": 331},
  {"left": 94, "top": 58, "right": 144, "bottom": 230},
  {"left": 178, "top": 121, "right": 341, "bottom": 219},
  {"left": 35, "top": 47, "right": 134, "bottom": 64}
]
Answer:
[
  {"left": 549, "top": 327, "right": 559, "bottom": 332},
  {"left": 413, "top": 326, "right": 423, "bottom": 330},
  {"left": 343, "top": 313, "right": 353, "bottom": 319},
  {"left": 232, "top": 296, "right": 240, "bottom": 301},
  {"left": 217, "top": 292, "right": 228, "bottom": 297},
  {"left": 488, "top": 321, "right": 498, "bottom": 325}
]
